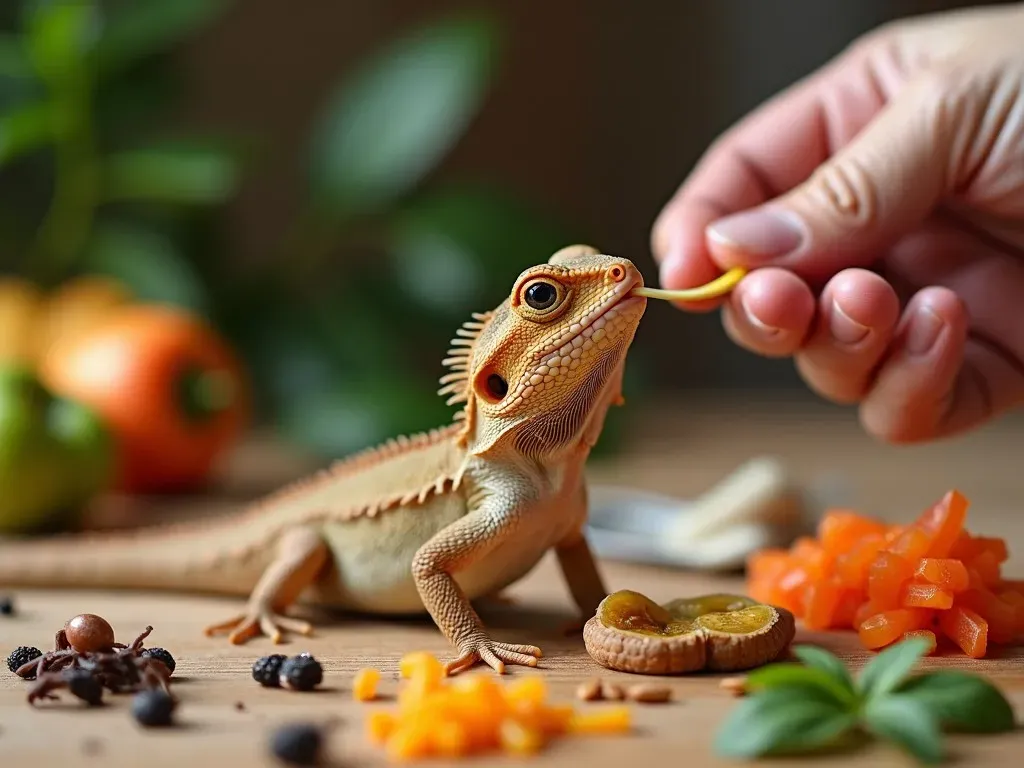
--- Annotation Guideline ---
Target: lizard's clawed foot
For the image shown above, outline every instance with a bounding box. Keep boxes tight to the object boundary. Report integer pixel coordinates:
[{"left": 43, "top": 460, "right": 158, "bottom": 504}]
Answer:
[
  {"left": 445, "top": 639, "right": 543, "bottom": 676},
  {"left": 203, "top": 609, "right": 313, "bottom": 645}
]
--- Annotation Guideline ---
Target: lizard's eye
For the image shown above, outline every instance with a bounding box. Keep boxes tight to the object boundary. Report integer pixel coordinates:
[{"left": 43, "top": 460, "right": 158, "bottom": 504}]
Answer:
[{"left": 521, "top": 278, "right": 564, "bottom": 313}]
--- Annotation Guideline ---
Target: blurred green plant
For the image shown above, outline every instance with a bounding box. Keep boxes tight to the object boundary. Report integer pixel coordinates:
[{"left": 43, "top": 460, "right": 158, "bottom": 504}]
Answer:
[{"left": 0, "top": 0, "right": 636, "bottom": 459}]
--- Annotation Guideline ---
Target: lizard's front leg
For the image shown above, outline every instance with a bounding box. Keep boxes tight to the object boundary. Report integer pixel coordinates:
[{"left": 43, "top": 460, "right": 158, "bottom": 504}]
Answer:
[
  {"left": 412, "top": 499, "right": 542, "bottom": 676},
  {"left": 204, "top": 526, "right": 329, "bottom": 644}
]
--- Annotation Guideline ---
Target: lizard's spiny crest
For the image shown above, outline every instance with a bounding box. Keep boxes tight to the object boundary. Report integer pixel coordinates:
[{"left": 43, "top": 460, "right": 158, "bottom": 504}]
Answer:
[{"left": 437, "top": 310, "right": 492, "bottom": 445}]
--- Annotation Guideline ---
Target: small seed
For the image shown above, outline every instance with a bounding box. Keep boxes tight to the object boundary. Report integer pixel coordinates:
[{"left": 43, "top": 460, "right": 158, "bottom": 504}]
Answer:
[
  {"left": 575, "top": 678, "right": 602, "bottom": 701},
  {"left": 600, "top": 682, "right": 625, "bottom": 700},
  {"left": 719, "top": 676, "right": 747, "bottom": 696},
  {"left": 626, "top": 684, "right": 672, "bottom": 703}
]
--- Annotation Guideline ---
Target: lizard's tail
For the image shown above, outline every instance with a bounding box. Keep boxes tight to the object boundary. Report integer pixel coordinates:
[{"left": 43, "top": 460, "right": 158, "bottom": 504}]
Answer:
[{"left": 0, "top": 511, "right": 273, "bottom": 598}]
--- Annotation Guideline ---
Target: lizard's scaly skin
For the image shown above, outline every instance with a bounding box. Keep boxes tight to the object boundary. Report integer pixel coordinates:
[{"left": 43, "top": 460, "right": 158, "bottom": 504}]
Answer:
[{"left": 0, "top": 245, "right": 648, "bottom": 674}]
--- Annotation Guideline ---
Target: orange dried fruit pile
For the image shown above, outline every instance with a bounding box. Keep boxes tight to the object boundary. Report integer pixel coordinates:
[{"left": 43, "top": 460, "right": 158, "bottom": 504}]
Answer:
[
  {"left": 746, "top": 489, "right": 1023, "bottom": 658},
  {"left": 362, "top": 651, "right": 631, "bottom": 761}
]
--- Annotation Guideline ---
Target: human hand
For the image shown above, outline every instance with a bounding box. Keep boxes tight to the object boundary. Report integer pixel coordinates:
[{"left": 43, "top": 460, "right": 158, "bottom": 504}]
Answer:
[{"left": 651, "top": 3, "right": 1024, "bottom": 443}]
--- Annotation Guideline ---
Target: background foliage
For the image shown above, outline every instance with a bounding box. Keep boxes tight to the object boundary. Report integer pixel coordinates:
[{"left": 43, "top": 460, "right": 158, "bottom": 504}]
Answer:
[{"left": 0, "top": 0, "right": 635, "bottom": 458}]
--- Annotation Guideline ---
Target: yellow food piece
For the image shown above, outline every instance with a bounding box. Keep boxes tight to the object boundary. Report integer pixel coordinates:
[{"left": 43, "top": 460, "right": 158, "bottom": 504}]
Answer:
[
  {"left": 366, "top": 711, "right": 396, "bottom": 744},
  {"left": 631, "top": 267, "right": 746, "bottom": 301},
  {"left": 598, "top": 590, "right": 770, "bottom": 637},
  {"left": 568, "top": 707, "right": 632, "bottom": 734},
  {"left": 369, "top": 652, "right": 633, "bottom": 760},
  {"left": 353, "top": 667, "right": 382, "bottom": 701},
  {"left": 499, "top": 719, "right": 545, "bottom": 755}
]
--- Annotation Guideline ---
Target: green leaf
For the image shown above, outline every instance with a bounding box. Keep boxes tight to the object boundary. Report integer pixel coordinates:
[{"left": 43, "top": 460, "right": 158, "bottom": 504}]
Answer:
[
  {"left": 864, "top": 694, "right": 944, "bottom": 765},
  {"left": 24, "top": 0, "right": 97, "bottom": 84},
  {"left": 96, "top": 0, "right": 230, "bottom": 75},
  {"left": 714, "top": 687, "right": 856, "bottom": 758},
  {"left": 0, "top": 35, "right": 33, "bottom": 80},
  {"left": 792, "top": 644, "right": 857, "bottom": 697},
  {"left": 745, "top": 662, "right": 856, "bottom": 706},
  {"left": 897, "top": 671, "right": 1017, "bottom": 733},
  {"left": 0, "top": 102, "right": 52, "bottom": 163},
  {"left": 388, "top": 183, "right": 575, "bottom": 321},
  {"left": 857, "top": 636, "right": 931, "bottom": 700},
  {"left": 307, "top": 11, "right": 499, "bottom": 217},
  {"left": 102, "top": 141, "right": 240, "bottom": 204},
  {"left": 83, "top": 221, "right": 209, "bottom": 313}
]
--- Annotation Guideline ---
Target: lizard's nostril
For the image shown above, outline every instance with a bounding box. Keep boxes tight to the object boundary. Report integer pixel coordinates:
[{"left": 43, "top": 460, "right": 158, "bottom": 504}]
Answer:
[{"left": 607, "top": 265, "right": 626, "bottom": 282}]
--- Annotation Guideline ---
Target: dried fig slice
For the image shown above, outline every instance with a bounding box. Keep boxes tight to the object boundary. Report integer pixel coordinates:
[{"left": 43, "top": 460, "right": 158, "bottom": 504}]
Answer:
[{"left": 583, "top": 590, "right": 795, "bottom": 675}]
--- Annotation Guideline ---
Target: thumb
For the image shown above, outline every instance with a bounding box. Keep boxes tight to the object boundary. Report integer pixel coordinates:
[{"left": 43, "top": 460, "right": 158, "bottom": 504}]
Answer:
[{"left": 705, "top": 68, "right": 958, "bottom": 281}]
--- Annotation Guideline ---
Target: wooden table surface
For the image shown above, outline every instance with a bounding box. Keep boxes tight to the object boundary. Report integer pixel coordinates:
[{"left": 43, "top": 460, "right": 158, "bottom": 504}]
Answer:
[{"left": 2, "top": 396, "right": 1024, "bottom": 767}]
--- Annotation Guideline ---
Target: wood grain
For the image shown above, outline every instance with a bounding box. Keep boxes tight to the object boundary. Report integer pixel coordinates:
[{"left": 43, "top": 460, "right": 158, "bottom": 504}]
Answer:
[{"left": 2, "top": 397, "right": 1024, "bottom": 767}]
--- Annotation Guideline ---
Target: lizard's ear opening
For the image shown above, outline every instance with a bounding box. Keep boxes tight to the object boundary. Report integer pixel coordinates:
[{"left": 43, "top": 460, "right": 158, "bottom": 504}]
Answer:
[
  {"left": 548, "top": 244, "right": 600, "bottom": 266},
  {"left": 476, "top": 367, "right": 508, "bottom": 403}
]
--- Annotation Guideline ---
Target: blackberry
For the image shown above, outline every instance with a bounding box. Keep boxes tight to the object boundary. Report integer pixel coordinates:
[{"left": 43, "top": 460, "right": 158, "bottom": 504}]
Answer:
[
  {"left": 270, "top": 723, "right": 323, "bottom": 766},
  {"left": 279, "top": 654, "right": 323, "bottom": 692},
  {"left": 6, "top": 646, "right": 42, "bottom": 677},
  {"left": 141, "top": 647, "right": 176, "bottom": 675},
  {"left": 131, "top": 689, "right": 176, "bottom": 727},
  {"left": 252, "top": 654, "right": 287, "bottom": 687},
  {"left": 0, "top": 596, "right": 13, "bottom": 615},
  {"left": 64, "top": 669, "right": 104, "bottom": 706}
]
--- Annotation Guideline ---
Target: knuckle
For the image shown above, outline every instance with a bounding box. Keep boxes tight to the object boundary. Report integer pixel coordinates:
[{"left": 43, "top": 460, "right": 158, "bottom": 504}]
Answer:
[{"left": 799, "top": 154, "right": 880, "bottom": 227}]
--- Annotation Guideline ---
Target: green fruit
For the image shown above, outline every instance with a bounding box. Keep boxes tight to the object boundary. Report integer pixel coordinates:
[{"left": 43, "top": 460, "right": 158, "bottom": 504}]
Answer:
[{"left": 0, "top": 366, "right": 114, "bottom": 535}]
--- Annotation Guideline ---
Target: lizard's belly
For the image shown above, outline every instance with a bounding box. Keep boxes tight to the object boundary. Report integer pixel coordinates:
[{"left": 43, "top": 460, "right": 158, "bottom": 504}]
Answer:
[{"left": 308, "top": 489, "right": 579, "bottom": 615}]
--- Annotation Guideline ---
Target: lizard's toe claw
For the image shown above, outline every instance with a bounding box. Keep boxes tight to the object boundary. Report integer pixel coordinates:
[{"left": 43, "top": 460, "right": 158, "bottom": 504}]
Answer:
[
  {"left": 446, "top": 639, "right": 543, "bottom": 675},
  {"left": 203, "top": 609, "right": 313, "bottom": 645}
]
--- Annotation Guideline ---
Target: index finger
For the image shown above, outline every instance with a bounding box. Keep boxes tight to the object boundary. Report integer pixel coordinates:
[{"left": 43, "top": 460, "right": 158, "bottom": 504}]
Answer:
[{"left": 651, "top": 43, "right": 884, "bottom": 308}]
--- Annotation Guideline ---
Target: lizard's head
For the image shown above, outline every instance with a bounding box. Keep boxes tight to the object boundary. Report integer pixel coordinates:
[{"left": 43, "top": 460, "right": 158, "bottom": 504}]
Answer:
[{"left": 439, "top": 244, "right": 647, "bottom": 457}]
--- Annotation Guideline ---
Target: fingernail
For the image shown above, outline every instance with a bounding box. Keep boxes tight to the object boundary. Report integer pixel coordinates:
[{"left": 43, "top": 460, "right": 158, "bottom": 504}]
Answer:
[
  {"left": 707, "top": 208, "right": 805, "bottom": 260},
  {"left": 740, "top": 295, "right": 780, "bottom": 335},
  {"left": 906, "top": 306, "right": 944, "bottom": 355},
  {"left": 830, "top": 301, "right": 869, "bottom": 345}
]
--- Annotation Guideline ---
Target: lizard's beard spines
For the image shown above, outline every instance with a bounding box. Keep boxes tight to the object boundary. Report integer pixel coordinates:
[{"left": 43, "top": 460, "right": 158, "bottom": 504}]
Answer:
[{"left": 438, "top": 310, "right": 493, "bottom": 447}]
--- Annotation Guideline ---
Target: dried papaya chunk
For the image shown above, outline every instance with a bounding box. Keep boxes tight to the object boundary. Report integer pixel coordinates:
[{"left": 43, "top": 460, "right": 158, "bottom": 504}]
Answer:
[{"left": 583, "top": 590, "right": 794, "bottom": 675}]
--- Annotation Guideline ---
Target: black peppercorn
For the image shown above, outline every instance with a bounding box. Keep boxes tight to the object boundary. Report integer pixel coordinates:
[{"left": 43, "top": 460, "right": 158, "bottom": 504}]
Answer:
[
  {"left": 270, "top": 723, "right": 323, "bottom": 766},
  {"left": 64, "top": 669, "right": 104, "bottom": 706},
  {"left": 131, "top": 689, "right": 176, "bottom": 726},
  {"left": 252, "top": 654, "right": 288, "bottom": 687},
  {"left": 279, "top": 654, "right": 323, "bottom": 692},
  {"left": 0, "top": 596, "right": 13, "bottom": 616},
  {"left": 6, "top": 646, "right": 42, "bottom": 677},
  {"left": 141, "top": 647, "right": 176, "bottom": 675}
]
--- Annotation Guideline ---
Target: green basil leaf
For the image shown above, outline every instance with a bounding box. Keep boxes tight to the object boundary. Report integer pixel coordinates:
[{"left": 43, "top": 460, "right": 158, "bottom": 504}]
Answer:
[
  {"left": 714, "top": 688, "right": 856, "bottom": 758},
  {"left": 792, "top": 644, "right": 856, "bottom": 696},
  {"left": 897, "top": 671, "right": 1016, "bottom": 733},
  {"left": 0, "top": 102, "right": 52, "bottom": 163},
  {"left": 745, "top": 662, "right": 856, "bottom": 706},
  {"left": 96, "top": 0, "right": 230, "bottom": 75},
  {"left": 863, "top": 694, "right": 944, "bottom": 765},
  {"left": 857, "top": 636, "right": 931, "bottom": 699},
  {"left": 306, "top": 11, "right": 498, "bottom": 218},
  {"left": 102, "top": 142, "right": 240, "bottom": 204}
]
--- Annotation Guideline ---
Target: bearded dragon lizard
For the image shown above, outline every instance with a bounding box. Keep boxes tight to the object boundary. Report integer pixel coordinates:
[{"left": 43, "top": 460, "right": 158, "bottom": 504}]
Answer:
[{"left": 0, "top": 245, "right": 648, "bottom": 674}]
